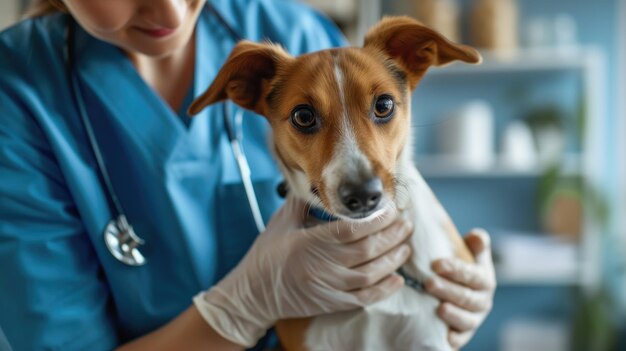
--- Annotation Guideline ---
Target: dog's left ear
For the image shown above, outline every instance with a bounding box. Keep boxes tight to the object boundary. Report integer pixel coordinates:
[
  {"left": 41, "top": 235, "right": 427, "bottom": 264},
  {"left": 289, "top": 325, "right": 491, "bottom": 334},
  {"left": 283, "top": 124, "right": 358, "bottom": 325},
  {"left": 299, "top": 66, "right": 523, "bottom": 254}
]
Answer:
[
  {"left": 364, "top": 16, "right": 481, "bottom": 89},
  {"left": 188, "top": 40, "right": 292, "bottom": 117}
]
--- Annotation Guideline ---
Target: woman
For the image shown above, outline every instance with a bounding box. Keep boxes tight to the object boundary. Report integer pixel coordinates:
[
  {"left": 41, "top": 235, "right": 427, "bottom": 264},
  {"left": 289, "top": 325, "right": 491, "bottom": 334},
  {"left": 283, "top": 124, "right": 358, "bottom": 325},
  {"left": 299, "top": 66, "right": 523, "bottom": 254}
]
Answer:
[{"left": 0, "top": 0, "right": 496, "bottom": 350}]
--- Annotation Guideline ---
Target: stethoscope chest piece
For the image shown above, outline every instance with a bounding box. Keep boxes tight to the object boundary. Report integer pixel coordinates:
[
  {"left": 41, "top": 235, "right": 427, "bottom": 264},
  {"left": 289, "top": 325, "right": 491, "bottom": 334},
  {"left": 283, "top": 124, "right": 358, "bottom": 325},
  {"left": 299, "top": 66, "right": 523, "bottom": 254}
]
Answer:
[
  {"left": 67, "top": 4, "right": 257, "bottom": 266},
  {"left": 104, "top": 215, "right": 146, "bottom": 266}
]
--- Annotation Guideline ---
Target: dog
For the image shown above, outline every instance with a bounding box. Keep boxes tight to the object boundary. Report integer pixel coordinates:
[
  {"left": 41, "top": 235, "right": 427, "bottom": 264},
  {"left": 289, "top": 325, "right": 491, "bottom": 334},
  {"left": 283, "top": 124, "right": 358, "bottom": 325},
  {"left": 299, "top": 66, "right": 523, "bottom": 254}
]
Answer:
[{"left": 189, "top": 16, "right": 481, "bottom": 351}]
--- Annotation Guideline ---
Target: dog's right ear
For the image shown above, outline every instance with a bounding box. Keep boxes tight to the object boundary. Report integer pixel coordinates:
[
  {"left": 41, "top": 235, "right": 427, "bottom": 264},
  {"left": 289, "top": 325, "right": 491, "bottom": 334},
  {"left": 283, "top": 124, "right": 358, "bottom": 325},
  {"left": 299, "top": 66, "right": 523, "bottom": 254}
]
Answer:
[{"left": 188, "top": 41, "right": 292, "bottom": 117}]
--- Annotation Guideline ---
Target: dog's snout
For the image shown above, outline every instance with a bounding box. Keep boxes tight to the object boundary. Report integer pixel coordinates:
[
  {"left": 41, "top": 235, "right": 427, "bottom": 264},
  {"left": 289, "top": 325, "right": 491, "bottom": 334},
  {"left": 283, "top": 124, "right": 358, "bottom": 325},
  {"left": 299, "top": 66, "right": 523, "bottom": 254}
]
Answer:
[{"left": 338, "top": 178, "right": 383, "bottom": 213}]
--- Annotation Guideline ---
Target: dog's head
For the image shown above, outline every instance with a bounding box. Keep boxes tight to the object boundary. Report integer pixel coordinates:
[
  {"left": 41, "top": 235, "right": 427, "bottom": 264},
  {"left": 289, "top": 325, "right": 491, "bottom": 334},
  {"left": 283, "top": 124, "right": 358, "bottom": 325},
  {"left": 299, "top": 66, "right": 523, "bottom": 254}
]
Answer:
[{"left": 189, "top": 16, "right": 480, "bottom": 221}]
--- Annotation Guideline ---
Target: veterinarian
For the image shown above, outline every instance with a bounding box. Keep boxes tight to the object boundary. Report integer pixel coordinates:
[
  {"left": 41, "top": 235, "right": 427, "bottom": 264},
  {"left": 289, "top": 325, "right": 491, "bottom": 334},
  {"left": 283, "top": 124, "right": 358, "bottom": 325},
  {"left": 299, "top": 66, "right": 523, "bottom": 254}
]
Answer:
[{"left": 0, "top": 0, "right": 496, "bottom": 350}]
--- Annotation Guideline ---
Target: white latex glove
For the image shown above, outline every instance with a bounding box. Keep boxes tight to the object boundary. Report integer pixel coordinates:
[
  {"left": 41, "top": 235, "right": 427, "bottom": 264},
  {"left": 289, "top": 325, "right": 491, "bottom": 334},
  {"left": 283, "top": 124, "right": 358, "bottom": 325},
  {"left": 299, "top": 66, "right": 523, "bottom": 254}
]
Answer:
[
  {"left": 194, "top": 196, "right": 413, "bottom": 347},
  {"left": 425, "top": 229, "right": 497, "bottom": 350}
]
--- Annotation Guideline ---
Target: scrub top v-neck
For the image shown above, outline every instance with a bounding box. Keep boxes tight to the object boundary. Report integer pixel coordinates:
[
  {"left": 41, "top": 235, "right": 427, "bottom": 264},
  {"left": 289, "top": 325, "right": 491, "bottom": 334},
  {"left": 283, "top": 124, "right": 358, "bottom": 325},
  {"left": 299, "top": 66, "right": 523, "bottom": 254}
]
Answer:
[{"left": 0, "top": 0, "right": 347, "bottom": 350}]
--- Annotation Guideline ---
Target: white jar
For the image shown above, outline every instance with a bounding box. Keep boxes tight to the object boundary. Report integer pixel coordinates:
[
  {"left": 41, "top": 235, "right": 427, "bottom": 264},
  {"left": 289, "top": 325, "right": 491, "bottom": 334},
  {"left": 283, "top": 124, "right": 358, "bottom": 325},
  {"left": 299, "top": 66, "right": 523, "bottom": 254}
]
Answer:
[{"left": 437, "top": 100, "right": 495, "bottom": 170}]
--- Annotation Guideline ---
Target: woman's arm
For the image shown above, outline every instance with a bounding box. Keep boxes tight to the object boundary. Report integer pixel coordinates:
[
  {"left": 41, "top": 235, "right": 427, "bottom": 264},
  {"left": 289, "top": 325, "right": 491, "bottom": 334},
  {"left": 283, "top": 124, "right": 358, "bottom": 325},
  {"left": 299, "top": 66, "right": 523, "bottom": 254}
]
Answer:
[{"left": 116, "top": 306, "right": 243, "bottom": 351}]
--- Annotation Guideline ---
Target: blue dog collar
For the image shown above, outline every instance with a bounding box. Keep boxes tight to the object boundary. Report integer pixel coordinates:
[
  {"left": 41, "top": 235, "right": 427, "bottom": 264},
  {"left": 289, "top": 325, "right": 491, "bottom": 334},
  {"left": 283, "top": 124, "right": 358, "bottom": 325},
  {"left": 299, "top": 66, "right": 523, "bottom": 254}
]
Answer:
[
  {"left": 397, "top": 268, "right": 425, "bottom": 292},
  {"left": 307, "top": 206, "right": 338, "bottom": 222}
]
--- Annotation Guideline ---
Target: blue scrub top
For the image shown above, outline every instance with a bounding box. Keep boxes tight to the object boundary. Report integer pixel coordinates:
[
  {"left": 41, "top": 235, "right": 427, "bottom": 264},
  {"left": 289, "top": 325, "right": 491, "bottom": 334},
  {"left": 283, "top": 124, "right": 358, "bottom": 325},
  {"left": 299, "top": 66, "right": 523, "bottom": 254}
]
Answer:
[{"left": 0, "top": 1, "right": 345, "bottom": 349}]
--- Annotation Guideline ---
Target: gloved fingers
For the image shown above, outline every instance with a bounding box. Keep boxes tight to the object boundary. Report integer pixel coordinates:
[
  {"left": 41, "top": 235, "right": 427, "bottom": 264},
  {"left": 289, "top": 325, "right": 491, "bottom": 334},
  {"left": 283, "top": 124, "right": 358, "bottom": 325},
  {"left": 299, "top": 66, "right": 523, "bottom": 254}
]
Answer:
[
  {"left": 448, "top": 329, "right": 473, "bottom": 351},
  {"left": 337, "top": 220, "right": 413, "bottom": 267},
  {"left": 425, "top": 276, "right": 492, "bottom": 313},
  {"left": 431, "top": 257, "right": 496, "bottom": 291},
  {"left": 339, "top": 243, "right": 411, "bottom": 290},
  {"left": 314, "top": 207, "right": 399, "bottom": 244},
  {"left": 349, "top": 273, "right": 405, "bottom": 305},
  {"left": 437, "top": 302, "right": 483, "bottom": 333},
  {"left": 464, "top": 228, "right": 494, "bottom": 267}
]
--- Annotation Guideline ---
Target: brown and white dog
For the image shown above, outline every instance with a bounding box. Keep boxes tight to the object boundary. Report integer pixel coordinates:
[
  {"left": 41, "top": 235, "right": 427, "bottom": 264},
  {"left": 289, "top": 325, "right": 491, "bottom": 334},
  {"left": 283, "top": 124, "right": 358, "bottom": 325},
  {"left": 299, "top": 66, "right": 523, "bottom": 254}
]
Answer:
[{"left": 189, "top": 16, "right": 481, "bottom": 351}]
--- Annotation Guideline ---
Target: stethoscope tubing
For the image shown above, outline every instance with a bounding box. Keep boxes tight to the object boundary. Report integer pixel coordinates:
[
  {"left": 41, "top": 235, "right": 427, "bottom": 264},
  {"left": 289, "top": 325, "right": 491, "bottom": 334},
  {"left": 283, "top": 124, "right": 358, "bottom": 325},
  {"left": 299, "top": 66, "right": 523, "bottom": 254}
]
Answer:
[
  {"left": 65, "top": 18, "right": 127, "bottom": 222},
  {"left": 209, "top": 2, "right": 266, "bottom": 232},
  {"left": 226, "top": 106, "right": 266, "bottom": 232},
  {"left": 64, "top": 3, "right": 265, "bottom": 266},
  {"left": 66, "top": 17, "right": 148, "bottom": 266}
]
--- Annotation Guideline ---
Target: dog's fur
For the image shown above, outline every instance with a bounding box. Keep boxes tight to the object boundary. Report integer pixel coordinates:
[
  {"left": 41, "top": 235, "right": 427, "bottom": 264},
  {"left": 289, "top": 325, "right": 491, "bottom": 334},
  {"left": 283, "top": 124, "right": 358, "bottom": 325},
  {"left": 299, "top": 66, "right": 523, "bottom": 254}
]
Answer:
[{"left": 189, "top": 16, "right": 481, "bottom": 351}]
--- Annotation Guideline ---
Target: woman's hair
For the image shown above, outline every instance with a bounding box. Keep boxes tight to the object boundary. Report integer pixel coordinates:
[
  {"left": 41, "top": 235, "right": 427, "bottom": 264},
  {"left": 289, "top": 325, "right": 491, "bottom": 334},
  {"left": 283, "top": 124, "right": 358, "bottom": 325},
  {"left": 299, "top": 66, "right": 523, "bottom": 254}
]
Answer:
[{"left": 23, "top": 0, "right": 67, "bottom": 18}]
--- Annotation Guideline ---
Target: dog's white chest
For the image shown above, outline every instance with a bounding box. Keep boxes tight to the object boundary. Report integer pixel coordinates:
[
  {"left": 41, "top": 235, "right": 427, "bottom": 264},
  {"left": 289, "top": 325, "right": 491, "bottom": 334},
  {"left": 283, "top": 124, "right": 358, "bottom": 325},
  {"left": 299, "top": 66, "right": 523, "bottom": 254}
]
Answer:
[
  {"left": 304, "top": 287, "right": 450, "bottom": 351},
  {"left": 400, "top": 167, "right": 456, "bottom": 282},
  {"left": 303, "top": 169, "right": 455, "bottom": 351}
]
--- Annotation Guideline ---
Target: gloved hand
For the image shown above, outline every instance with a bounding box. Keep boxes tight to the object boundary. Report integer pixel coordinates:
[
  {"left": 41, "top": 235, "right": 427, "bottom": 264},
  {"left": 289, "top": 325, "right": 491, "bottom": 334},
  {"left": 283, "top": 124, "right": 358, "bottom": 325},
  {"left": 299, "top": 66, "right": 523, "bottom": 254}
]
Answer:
[
  {"left": 194, "top": 196, "right": 413, "bottom": 347},
  {"left": 425, "top": 229, "right": 497, "bottom": 350}
]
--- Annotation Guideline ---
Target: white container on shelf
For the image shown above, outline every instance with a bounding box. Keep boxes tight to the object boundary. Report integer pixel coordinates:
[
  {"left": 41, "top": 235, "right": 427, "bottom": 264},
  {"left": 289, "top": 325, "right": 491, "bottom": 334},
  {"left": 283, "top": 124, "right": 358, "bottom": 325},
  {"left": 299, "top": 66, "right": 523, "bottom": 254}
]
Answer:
[
  {"left": 437, "top": 100, "right": 495, "bottom": 171},
  {"left": 500, "top": 121, "right": 537, "bottom": 170},
  {"left": 553, "top": 14, "right": 578, "bottom": 54},
  {"left": 534, "top": 125, "right": 566, "bottom": 167},
  {"left": 524, "top": 14, "right": 578, "bottom": 55}
]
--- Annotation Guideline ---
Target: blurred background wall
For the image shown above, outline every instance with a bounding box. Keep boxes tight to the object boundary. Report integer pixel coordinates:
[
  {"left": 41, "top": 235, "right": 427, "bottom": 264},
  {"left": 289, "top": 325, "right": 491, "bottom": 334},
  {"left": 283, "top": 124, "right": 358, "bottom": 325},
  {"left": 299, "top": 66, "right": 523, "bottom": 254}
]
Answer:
[
  {"left": 2, "top": 1, "right": 625, "bottom": 350},
  {"left": 302, "top": 0, "right": 626, "bottom": 350}
]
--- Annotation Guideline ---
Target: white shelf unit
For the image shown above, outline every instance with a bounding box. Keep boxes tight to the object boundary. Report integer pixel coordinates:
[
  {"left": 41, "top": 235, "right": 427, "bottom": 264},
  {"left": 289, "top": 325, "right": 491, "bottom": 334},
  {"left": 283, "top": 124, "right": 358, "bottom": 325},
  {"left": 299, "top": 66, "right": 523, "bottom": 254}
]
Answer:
[
  {"left": 416, "top": 47, "right": 606, "bottom": 290},
  {"left": 429, "top": 47, "right": 599, "bottom": 76},
  {"left": 415, "top": 153, "right": 582, "bottom": 179},
  {"left": 492, "top": 231, "right": 582, "bottom": 287},
  {"left": 496, "top": 272, "right": 581, "bottom": 287},
  {"left": 618, "top": 0, "right": 626, "bottom": 314}
]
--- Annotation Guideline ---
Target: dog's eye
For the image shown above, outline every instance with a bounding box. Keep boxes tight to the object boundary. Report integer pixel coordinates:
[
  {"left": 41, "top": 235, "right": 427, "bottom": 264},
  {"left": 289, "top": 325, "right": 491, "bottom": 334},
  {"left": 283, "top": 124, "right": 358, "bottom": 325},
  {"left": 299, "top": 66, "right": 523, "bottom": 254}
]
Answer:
[
  {"left": 374, "top": 95, "right": 394, "bottom": 118},
  {"left": 291, "top": 105, "right": 318, "bottom": 132}
]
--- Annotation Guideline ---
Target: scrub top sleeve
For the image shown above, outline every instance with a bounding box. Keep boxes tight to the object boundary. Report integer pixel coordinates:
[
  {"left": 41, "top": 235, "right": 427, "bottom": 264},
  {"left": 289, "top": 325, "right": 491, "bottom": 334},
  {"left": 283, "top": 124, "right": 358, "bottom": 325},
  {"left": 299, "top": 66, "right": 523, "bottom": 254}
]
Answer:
[{"left": 0, "top": 92, "right": 119, "bottom": 351}]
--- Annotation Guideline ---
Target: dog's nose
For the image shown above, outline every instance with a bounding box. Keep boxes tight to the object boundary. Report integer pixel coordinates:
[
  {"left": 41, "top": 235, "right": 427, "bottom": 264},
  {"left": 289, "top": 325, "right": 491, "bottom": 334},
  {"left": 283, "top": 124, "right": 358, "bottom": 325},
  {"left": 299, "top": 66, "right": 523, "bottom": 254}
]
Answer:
[{"left": 338, "top": 178, "right": 383, "bottom": 213}]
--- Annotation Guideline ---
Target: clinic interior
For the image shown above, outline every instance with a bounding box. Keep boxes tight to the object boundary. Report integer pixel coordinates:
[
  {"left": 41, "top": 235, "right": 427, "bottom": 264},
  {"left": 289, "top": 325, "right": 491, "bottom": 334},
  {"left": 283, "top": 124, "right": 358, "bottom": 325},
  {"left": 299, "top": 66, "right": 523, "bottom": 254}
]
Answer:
[{"left": 1, "top": 0, "right": 625, "bottom": 350}]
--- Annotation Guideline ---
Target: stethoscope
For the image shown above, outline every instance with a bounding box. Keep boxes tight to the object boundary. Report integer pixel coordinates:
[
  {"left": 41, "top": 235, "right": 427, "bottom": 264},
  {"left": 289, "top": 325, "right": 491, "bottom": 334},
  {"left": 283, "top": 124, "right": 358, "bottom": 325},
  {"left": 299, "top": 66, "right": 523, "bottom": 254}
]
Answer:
[{"left": 64, "top": 3, "right": 265, "bottom": 266}]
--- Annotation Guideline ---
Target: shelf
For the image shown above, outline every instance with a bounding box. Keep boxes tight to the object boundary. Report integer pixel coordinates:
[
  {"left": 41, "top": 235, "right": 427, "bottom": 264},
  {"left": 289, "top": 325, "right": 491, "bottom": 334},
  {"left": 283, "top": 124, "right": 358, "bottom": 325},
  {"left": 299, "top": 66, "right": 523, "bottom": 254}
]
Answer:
[
  {"left": 493, "top": 231, "right": 583, "bottom": 287},
  {"left": 428, "top": 47, "right": 599, "bottom": 76},
  {"left": 415, "top": 154, "right": 581, "bottom": 178},
  {"left": 496, "top": 269, "right": 581, "bottom": 287}
]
